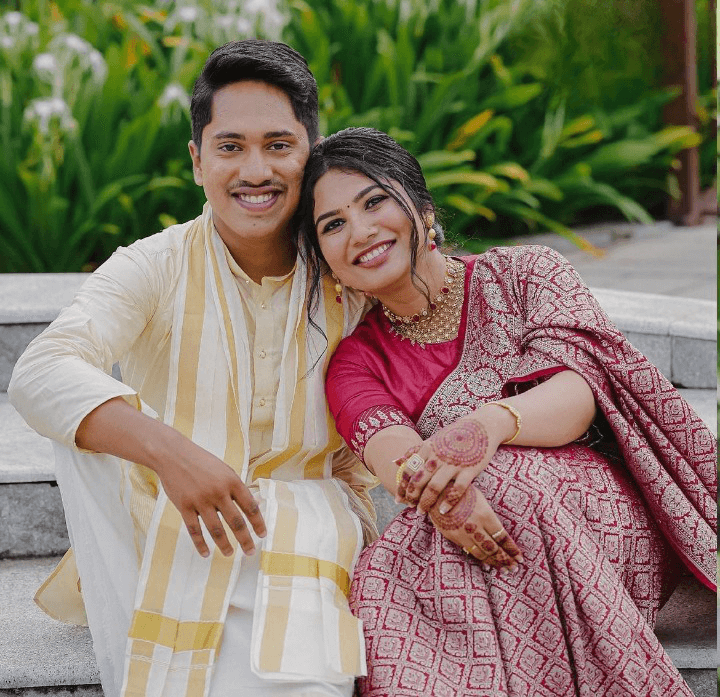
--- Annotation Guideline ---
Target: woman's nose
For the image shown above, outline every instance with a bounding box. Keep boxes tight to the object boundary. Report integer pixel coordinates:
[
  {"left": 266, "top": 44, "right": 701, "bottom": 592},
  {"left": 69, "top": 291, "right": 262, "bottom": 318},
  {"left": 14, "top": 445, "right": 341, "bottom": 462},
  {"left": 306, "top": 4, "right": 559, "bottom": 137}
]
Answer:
[{"left": 349, "top": 220, "right": 378, "bottom": 245}]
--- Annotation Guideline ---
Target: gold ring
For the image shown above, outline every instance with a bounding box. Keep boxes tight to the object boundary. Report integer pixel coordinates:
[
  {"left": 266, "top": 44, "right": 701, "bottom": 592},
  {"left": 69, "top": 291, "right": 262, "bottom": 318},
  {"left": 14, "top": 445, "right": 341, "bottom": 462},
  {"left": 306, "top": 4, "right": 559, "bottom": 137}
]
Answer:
[
  {"left": 466, "top": 544, "right": 478, "bottom": 555},
  {"left": 404, "top": 453, "right": 425, "bottom": 473},
  {"left": 490, "top": 529, "right": 504, "bottom": 541},
  {"left": 395, "top": 462, "right": 408, "bottom": 487}
]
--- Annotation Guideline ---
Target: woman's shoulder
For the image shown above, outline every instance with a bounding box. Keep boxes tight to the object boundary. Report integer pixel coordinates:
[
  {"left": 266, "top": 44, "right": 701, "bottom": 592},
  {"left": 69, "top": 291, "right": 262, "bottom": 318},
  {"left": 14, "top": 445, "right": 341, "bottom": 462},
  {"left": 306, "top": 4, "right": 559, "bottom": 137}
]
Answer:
[
  {"left": 462, "top": 244, "right": 572, "bottom": 277},
  {"left": 331, "top": 304, "right": 387, "bottom": 367}
]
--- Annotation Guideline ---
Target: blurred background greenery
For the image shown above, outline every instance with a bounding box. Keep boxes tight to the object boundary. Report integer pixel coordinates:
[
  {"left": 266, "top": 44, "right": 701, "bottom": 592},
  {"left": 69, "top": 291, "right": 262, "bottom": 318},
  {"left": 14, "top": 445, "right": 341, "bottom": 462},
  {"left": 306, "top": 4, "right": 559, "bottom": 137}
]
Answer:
[{"left": 0, "top": 0, "right": 715, "bottom": 272}]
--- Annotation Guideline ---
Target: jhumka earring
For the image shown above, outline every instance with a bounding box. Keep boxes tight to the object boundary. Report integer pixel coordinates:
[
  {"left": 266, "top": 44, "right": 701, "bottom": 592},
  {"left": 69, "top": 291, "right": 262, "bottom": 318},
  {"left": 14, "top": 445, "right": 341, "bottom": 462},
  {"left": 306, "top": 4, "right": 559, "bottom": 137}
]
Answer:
[
  {"left": 425, "top": 212, "right": 437, "bottom": 251},
  {"left": 332, "top": 273, "right": 343, "bottom": 304}
]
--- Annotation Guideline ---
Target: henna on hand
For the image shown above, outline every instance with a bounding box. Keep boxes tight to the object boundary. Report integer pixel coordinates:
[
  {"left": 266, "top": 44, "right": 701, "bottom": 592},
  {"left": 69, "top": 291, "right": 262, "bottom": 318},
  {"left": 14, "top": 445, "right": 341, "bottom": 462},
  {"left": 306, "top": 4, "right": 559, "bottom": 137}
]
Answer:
[
  {"left": 428, "top": 419, "right": 489, "bottom": 468},
  {"left": 429, "top": 485, "right": 477, "bottom": 531}
]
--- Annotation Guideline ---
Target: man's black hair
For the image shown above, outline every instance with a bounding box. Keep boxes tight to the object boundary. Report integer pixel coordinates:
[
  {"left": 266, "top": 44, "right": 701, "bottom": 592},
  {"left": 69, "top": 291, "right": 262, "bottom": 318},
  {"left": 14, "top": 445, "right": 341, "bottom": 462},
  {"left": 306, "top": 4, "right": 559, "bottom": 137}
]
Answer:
[{"left": 190, "top": 39, "right": 319, "bottom": 148}]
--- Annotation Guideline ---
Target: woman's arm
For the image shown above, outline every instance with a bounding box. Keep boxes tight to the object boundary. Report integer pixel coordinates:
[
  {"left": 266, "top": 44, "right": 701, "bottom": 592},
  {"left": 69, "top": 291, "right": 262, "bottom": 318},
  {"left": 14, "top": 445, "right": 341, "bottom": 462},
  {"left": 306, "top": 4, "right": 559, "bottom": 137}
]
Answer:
[{"left": 365, "top": 369, "right": 596, "bottom": 512}]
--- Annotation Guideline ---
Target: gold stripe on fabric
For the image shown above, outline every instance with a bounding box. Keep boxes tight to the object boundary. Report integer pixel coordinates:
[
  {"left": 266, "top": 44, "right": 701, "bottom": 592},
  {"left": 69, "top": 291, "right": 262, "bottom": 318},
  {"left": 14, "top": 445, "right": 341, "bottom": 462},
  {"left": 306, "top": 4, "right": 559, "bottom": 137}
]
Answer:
[
  {"left": 328, "top": 483, "right": 363, "bottom": 674},
  {"left": 258, "top": 588, "right": 291, "bottom": 673},
  {"left": 337, "top": 591, "right": 362, "bottom": 675},
  {"left": 124, "top": 639, "right": 154, "bottom": 697},
  {"left": 303, "top": 275, "right": 346, "bottom": 480},
  {"left": 174, "top": 229, "right": 206, "bottom": 439},
  {"left": 128, "top": 610, "right": 224, "bottom": 651},
  {"left": 260, "top": 551, "right": 351, "bottom": 598},
  {"left": 223, "top": 370, "right": 245, "bottom": 474},
  {"left": 257, "top": 483, "right": 297, "bottom": 672},
  {"left": 208, "top": 239, "right": 240, "bottom": 411},
  {"left": 140, "top": 502, "right": 182, "bottom": 612},
  {"left": 251, "top": 318, "right": 308, "bottom": 481},
  {"left": 186, "top": 650, "right": 211, "bottom": 695}
]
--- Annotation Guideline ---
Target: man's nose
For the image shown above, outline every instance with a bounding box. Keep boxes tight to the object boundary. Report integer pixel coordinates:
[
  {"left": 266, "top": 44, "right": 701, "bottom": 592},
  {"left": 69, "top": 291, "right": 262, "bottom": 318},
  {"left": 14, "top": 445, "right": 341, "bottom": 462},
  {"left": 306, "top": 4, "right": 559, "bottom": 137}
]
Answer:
[{"left": 240, "top": 149, "right": 272, "bottom": 184}]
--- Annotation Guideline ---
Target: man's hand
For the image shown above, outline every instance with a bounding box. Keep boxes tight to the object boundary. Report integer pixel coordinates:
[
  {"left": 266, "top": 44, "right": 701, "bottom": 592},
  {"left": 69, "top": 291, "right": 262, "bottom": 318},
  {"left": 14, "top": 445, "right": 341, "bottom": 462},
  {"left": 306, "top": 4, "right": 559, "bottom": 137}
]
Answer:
[{"left": 76, "top": 396, "right": 266, "bottom": 557}]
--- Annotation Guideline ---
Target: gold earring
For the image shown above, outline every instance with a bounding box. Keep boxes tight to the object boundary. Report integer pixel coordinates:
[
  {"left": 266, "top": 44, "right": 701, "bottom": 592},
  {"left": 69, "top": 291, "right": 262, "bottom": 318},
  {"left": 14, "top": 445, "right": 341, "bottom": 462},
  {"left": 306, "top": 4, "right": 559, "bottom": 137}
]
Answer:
[
  {"left": 426, "top": 212, "right": 437, "bottom": 251},
  {"left": 332, "top": 273, "right": 343, "bottom": 304}
]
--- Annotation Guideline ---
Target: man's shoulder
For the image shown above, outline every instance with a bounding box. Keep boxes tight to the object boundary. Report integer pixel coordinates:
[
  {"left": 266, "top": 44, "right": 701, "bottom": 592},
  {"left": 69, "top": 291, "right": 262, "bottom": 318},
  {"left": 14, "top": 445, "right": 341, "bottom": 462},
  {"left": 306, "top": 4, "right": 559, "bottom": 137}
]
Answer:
[{"left": 122, "top": 219, "right": 196, "bottom": 260}]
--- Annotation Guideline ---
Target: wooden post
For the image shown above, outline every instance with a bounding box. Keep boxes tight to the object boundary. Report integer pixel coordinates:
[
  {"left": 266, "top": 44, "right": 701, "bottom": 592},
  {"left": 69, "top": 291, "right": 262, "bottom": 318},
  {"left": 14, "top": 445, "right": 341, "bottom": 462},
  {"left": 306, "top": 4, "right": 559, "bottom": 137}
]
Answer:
[{"left": 659, "top": 0, "right": 701, "bottom": 225}]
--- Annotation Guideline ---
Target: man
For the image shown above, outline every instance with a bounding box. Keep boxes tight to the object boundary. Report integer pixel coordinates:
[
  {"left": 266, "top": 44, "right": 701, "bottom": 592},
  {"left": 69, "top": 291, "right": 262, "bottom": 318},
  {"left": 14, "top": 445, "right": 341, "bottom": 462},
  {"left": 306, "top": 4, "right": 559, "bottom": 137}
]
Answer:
[{"left": 9, "top": 40, "right": 375, "bottom": 697}]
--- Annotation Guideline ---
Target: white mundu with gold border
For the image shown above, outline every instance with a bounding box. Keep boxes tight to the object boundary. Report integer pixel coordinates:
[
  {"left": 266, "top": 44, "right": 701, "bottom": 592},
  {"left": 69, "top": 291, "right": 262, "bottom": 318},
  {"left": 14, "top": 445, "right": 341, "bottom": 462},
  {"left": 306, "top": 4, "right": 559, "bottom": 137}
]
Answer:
[{"left": 9, "top": 204, "right": 377, "bottom": 697}]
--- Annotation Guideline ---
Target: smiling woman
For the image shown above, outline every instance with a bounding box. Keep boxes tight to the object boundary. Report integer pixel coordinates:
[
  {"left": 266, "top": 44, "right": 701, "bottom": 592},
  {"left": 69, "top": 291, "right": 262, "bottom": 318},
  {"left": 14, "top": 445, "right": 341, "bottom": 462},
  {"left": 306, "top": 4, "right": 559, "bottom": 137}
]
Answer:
[{"left": 296, "top": 127, "right": 716, "bottom": 697}]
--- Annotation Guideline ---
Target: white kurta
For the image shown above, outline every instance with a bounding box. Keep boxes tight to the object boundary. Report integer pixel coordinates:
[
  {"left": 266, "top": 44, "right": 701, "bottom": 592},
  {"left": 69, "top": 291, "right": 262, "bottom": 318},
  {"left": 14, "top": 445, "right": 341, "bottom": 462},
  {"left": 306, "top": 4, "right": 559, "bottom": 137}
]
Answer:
[{"left": 9, "top": 221, "right": 362, "bottom": 696}]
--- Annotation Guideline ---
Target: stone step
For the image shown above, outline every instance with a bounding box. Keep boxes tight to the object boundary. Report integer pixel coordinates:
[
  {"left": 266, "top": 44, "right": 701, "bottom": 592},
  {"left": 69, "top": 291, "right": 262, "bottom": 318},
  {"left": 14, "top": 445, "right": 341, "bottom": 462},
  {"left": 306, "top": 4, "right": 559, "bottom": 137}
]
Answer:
[
  {"left": 1, "top": 388, "right": 715, "bottom": 558},
  {"left": 0, "top": 274, "right": 716, "bottom": 390},
  {"left": 0, "top": 558, "right": 714, "bottom": 696}
]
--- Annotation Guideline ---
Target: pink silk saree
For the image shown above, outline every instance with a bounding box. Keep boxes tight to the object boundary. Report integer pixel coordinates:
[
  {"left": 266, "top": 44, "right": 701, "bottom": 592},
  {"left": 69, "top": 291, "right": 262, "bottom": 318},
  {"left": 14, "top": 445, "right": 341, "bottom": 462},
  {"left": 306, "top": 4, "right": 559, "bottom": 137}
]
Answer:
[{"left": 326, "top": 246, "right": 716, "bottom": 697}]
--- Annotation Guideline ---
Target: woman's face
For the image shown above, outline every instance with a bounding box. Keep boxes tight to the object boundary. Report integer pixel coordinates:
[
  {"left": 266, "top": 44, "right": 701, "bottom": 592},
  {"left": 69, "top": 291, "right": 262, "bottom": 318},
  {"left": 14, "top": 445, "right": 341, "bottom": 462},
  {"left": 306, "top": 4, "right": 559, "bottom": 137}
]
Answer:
[{"left": 313, "top": 169, "right": 425, "bottom": 296}]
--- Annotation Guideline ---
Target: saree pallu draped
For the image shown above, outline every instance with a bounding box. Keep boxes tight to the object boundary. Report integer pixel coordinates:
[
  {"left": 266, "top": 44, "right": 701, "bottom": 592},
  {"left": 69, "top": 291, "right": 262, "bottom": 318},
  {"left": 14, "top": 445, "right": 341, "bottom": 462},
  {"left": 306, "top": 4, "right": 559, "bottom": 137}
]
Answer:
[
  {"left": 328, "top": 246, "right": 716, "bottom": 696},
  {"left": 39, "top": 205, "right": 374, "bottom": 697}
]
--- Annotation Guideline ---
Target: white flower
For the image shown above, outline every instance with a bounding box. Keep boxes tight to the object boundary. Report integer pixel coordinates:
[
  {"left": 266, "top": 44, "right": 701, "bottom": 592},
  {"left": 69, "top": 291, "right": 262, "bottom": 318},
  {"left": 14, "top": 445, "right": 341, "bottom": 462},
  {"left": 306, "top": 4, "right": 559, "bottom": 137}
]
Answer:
[
  {"left": 4, "top": 11, "right": 23, "bottom": 29},
  {"left": 236, "top": 17, "right": 251, "bottom": 34},
  {"left": 0, "top": 36, "right": 15, "bottom": 50},
  {"left": 33, "top": 52, "right": 59, "bottom": 78},
  {"left": 159, "top": 83, "right": 190, "bottom": 110},
  {"left": 88, "top": 49, "right": 107, "bottom": 81},
  {"left": 24, "top": 96, "right": 76, "bottom": 134},
  {"left": 25, "top": 21, "right": 39, "bottom": 36},
  {"left": 216, "top": 15, "right": 234, "bottom": 29},
  {"left": 177, "top": 6, "right": 199, "bottom": 23},
  {"left": 59, "top": 33, "right": 93, "bottom": 55}
]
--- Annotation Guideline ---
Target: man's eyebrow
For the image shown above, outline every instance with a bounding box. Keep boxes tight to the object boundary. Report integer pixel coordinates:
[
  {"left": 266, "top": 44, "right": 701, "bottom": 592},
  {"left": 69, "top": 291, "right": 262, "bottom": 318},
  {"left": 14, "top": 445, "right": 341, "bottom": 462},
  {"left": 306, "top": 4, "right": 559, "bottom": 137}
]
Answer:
[
  {"left": 314, "top": 184, "right": 381, "bottom": 227},
  {"left": 212, "top": 131, "right": 245, "bottom": 141},
  {"left": 211, "top": 130, "right": 299, "bottom": 141}
]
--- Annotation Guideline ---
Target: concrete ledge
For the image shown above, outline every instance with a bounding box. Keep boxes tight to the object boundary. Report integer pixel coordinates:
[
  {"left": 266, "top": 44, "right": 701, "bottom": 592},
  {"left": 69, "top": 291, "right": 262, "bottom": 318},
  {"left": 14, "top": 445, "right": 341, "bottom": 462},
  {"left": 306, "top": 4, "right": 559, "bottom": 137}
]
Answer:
[
  {"left": 0, "top": 557, "right": 99, "bottom": 690},
  {"left": 0, "top": 275, "right": 89, "bottom": 324},
  {"left": 0, "top": 274, "right": 716, "bottom": 389},
  {"left": 653, "top": 575, "right": 717, "bottom": 669}
]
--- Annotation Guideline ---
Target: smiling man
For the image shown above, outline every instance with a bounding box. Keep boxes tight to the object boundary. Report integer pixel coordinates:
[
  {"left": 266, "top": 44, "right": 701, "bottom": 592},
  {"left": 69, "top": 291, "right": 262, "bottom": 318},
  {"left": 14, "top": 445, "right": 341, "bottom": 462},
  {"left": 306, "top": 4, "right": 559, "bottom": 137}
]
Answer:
[{"left": 9, "top": 40, "right": 375, "bottom": 697}]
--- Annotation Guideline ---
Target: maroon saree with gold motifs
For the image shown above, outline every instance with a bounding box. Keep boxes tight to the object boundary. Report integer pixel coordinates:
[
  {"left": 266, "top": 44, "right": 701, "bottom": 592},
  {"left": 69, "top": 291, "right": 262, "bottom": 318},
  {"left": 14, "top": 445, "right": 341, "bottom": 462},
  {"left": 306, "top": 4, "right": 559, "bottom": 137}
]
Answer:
[{"left": 326, "top": 246, "right": 716, "bottom": 696}]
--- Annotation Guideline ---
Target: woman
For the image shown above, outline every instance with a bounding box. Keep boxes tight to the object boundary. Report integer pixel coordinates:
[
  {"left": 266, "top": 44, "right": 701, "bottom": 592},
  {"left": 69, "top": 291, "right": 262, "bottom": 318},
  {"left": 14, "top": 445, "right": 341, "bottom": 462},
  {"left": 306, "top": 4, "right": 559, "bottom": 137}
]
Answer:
[{"left": 297, "top": 127, "right": 716, "bottom": 696}]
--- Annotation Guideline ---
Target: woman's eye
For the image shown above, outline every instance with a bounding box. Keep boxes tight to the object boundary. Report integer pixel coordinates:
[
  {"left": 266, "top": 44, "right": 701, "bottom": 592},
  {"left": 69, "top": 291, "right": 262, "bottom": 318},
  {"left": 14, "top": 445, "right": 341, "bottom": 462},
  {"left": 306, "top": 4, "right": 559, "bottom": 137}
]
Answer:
[
  {"left": 366, "top": 194, "right": 387, "bottom": 209},
  {"left": 321, "top": 219, "right": 343, "bottom": 234}
]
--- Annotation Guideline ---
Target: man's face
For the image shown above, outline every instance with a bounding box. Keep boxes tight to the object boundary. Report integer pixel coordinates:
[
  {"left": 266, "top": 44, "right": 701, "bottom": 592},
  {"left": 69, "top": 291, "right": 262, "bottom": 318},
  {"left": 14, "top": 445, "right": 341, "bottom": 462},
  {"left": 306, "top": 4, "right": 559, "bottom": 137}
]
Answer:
[{"left": 188, "top": 80, "right": 310, "bottom": 248}]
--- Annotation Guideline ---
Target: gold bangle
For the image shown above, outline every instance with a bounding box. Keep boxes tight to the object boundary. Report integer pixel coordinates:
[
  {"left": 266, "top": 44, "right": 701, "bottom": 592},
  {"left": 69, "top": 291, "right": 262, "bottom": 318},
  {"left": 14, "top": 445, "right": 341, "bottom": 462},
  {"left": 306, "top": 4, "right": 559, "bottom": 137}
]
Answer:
[{"left": 484, "top": 401, "right": 521, "bottom": 444}]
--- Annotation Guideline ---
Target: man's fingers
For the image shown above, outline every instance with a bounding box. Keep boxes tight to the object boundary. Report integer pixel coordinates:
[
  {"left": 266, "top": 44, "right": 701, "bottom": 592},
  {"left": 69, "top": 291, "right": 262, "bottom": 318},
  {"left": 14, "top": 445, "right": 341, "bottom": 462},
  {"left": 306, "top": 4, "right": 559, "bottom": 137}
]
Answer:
[
  {"left": 232, "top": 485, "right": 266, "bottom": 538},
  {"left": 183, "top": 512, "right": 210, "bottom": 558},
  {"left": 200, "top": 508, "right": 235, "bottom": 557},
  {"left": 217, "top": 500, "right": 256, "bottom": 556}
]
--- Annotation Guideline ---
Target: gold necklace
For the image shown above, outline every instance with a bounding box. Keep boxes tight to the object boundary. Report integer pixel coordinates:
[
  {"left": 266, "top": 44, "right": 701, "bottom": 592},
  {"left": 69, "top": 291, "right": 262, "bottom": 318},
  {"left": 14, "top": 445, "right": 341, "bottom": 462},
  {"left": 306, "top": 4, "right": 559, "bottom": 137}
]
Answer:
[{"left": 382, "top": 257, "right": 465, "bottom": 347}]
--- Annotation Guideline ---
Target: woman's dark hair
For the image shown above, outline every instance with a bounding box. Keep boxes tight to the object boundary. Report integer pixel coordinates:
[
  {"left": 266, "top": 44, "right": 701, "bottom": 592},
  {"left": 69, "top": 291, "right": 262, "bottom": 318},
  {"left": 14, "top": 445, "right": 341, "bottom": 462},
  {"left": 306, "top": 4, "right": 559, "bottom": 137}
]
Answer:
[
  {"left": 297, "top": 127, "right": 443, "bottom": 326},
  {"left": 190, "top": 39, "right": 319, "bottom": 149}
]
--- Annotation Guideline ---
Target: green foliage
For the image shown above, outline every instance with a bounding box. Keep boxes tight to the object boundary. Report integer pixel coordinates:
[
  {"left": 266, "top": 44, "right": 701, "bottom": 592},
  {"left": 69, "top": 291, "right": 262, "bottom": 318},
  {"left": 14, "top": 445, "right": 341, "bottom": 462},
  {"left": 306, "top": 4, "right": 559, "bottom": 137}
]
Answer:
[
  {"left": 0, "top": 0, "right": 712, "bottom": 271},
  {"left": 284, "top": 0, "right": 706, "bottom": 250}
]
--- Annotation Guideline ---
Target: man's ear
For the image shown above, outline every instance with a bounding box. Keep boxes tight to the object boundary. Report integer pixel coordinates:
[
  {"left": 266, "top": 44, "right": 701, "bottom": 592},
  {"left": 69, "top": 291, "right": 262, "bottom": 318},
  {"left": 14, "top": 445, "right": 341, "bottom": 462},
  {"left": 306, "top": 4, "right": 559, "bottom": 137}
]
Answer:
[
  {"left": 188, "top": 140, "right": 203, "bottom": 186},
  {"left": 313, "top": 135, "right": 325, "bottom": 147}
]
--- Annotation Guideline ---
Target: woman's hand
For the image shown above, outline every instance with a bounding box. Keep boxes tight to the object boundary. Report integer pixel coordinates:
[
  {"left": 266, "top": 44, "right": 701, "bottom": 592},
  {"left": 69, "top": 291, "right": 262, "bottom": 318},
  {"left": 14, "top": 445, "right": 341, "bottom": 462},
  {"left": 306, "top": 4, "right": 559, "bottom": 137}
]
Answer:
[
  {"left": 396, "top": 415, "right": 508, "bottom": 514},
  {"left": 428, "top": 482, "right": 523, "bottom": 571}
]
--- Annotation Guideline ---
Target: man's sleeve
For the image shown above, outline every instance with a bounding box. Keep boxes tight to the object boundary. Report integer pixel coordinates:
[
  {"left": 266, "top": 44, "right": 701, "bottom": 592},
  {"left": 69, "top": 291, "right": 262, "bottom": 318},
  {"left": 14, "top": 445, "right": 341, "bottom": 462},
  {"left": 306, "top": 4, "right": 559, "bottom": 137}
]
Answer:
[{"left": 8, "top": 244, "right": 167, "bottom": 449}]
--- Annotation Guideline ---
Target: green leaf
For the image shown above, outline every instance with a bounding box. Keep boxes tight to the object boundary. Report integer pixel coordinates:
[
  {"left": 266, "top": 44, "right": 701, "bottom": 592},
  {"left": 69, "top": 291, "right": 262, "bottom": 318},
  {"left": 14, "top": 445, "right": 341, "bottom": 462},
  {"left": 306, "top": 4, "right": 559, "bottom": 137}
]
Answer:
[
  {"left": 416, "top": 150, "right": 476, "bottom": 170},
  {"left": 425, "top": 170, "right": 505, "bottom": 191}
]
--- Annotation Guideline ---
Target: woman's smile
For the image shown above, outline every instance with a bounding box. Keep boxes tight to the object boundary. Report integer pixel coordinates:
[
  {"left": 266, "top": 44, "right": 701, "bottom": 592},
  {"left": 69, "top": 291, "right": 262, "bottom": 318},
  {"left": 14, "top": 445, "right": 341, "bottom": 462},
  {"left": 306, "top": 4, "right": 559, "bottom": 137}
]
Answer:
[{"left": 354, "top": 240, "right": 395, "bottom": 266}]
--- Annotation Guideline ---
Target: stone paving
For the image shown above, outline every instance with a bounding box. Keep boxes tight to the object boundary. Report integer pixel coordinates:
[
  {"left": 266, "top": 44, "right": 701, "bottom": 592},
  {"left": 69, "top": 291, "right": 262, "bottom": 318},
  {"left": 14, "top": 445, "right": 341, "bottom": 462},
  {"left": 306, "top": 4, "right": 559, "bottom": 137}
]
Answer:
[{"left": 510, "top": 217, "right": 716, "bottom": 300}]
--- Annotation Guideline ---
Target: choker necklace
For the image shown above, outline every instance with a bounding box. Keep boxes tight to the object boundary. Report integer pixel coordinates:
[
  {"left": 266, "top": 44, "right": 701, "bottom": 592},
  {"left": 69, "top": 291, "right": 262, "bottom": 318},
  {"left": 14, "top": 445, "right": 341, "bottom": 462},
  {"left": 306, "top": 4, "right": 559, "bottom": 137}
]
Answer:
[{"left": 382, "top": 256, "right": 465, "bottom": 347}]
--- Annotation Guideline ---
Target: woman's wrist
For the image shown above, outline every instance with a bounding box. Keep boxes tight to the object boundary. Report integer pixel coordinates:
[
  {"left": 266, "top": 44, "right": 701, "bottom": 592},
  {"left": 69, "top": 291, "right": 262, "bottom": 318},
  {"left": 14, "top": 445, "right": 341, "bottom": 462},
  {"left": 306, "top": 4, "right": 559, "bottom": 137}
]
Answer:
[{"left": 466, "top": 402, "right": 518, "bottom": 445}]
